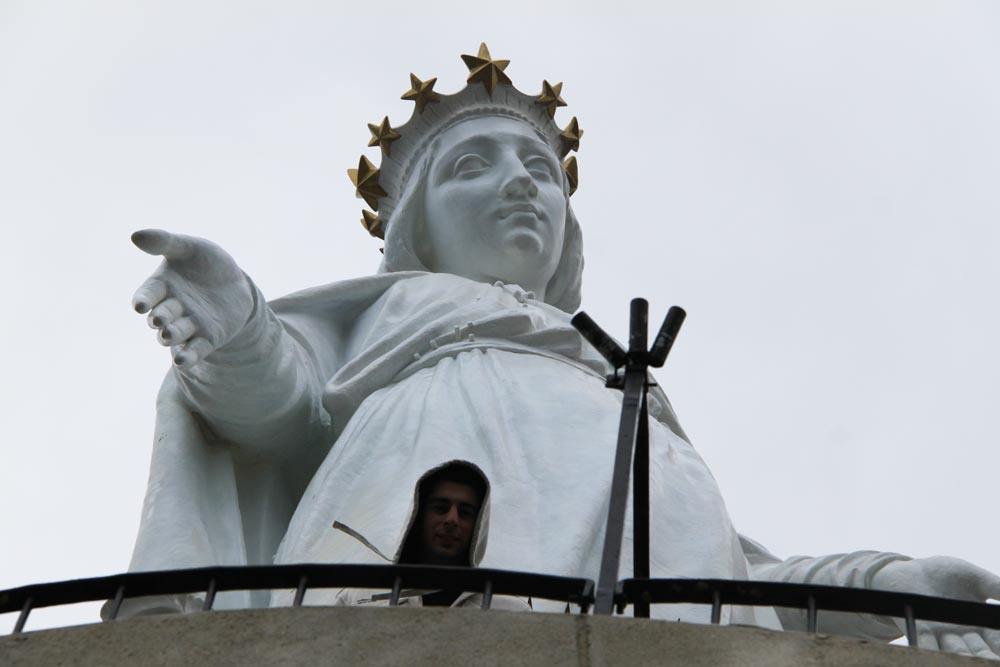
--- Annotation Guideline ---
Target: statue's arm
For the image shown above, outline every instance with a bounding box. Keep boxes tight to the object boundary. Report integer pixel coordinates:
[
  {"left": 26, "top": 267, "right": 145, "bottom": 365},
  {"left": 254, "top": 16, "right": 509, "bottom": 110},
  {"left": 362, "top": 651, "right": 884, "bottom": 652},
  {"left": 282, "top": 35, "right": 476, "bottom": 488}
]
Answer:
[
  {"left": 172, "top": 281, "right": 330, "bottom": 456},
  {"left": 743, "top": 536, "right": 1000, "bottom": 658},
  {"left": 870, "top": 556, "right": 1000, "bottom": 658},
  {"left": 131, "top": 229, "right": 330, "bottom": 459},
  {"left": 741, "top": 536, "right": 906, "bottom": 640}
]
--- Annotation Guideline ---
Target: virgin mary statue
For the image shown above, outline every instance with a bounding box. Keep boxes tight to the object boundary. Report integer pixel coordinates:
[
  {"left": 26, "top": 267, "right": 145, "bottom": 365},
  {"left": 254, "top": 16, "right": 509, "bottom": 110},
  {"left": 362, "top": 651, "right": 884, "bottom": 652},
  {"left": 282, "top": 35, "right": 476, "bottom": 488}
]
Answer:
[{"left": 124, "top": 44, "right": 1000, "bottom": 656}]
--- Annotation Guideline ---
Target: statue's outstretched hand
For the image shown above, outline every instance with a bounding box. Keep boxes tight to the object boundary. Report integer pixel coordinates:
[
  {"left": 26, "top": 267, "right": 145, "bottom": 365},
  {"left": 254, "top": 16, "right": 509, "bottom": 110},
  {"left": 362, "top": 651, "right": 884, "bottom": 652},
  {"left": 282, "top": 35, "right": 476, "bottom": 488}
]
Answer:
[
  {"left": 875, "top": 556, "right": 1000, "bottom": 660},
  {"left": 131, "top": 229, "right": 254, "bottom": 370}
]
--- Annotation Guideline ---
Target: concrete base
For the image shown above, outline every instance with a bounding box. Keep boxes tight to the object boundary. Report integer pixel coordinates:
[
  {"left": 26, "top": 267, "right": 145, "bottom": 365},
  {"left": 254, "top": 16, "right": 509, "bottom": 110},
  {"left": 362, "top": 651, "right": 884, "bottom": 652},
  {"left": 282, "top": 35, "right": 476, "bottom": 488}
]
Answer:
[{"left": 0, "top": 606, "right": 991, "bottom": 666}]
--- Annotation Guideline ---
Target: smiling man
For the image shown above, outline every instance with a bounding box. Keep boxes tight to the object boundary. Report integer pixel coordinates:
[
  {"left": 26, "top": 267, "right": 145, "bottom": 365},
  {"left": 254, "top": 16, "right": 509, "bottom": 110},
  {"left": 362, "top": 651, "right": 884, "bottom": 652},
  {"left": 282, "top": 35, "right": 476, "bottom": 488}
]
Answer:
[
  {"left": 406, "top": 467, "right": 483, "bottom": 568},
  {"left": 331, "top": 460, "right": 529, "bottom": 610},
  {"left": 400, "top": 463, "right": 486, "bottom": 606}
]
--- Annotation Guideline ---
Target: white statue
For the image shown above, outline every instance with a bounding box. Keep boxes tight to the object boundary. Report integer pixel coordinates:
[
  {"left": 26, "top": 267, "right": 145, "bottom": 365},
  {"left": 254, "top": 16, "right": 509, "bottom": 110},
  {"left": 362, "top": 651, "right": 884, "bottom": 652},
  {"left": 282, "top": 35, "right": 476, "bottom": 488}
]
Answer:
[{"left": 124, "top": 44, "right": 1000, "bottom": 659}]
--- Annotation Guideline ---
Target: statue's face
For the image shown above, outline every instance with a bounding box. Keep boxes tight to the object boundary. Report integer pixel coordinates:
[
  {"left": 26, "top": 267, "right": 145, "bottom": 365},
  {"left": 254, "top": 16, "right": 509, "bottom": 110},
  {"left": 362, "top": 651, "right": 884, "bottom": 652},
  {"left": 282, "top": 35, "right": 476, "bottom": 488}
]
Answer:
[{"left": 422, "top": 116, "right": 567, "bottom": 296}]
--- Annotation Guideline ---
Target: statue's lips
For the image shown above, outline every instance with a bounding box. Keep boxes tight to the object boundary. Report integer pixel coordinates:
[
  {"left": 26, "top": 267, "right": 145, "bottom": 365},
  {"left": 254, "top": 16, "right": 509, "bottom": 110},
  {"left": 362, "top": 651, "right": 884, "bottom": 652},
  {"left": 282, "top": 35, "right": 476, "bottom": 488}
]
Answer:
[{"left": 499, "top": 203, "right": 542, "bottom": 220}]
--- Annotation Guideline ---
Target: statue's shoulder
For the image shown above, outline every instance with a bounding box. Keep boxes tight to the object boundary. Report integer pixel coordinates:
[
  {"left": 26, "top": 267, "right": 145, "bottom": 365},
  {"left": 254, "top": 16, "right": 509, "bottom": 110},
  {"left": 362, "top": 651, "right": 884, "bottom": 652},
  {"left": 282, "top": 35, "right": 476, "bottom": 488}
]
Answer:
[
  {"left": 268, "top": 271, "right": 430, "bottom": 316},
  {"left": 265, "top": 272, "right": 488, "bottom": 345}
]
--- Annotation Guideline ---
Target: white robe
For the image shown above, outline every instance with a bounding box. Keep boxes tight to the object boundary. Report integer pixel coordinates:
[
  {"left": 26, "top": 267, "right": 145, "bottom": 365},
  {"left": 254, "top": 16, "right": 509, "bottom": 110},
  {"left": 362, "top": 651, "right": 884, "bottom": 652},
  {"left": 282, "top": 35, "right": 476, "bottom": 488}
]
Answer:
[{"left": 122, "top": 270, "right": 902, "bottom": 635}]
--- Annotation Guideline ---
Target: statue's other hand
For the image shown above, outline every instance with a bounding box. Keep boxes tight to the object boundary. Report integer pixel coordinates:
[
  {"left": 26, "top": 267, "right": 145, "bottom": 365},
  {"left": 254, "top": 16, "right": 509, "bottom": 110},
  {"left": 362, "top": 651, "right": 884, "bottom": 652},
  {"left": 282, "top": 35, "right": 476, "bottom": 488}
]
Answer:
[
  {"left": 875, "top": 556, "right": 1000, "bottom": 660},
  {"left": 131, "top": 229, "right": 254, "bottom": 370}
]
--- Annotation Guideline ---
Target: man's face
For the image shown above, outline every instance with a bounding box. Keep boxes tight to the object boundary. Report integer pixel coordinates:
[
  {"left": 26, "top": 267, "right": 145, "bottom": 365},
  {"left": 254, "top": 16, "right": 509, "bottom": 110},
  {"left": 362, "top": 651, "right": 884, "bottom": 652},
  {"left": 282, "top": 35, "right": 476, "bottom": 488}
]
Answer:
[{"left": 418, "top": 480, "right": 481, "bottom": 566}]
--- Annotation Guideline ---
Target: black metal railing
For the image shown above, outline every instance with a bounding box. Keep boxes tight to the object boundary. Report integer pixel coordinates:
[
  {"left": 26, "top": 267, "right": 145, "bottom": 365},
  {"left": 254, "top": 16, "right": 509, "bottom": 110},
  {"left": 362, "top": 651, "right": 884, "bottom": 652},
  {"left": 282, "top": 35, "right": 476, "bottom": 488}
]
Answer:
[
  {"left": 9, "top": 297, "right": 998, "bottom": 650},
  {"left": 620, "top": 578, "right": 1000, "bottom": 646},
  {"left": 5, "top": 565, "right": 1000, "bottom": 649},
  {"left": 0, "top": 564, "right": 593, "bottom": 633}
]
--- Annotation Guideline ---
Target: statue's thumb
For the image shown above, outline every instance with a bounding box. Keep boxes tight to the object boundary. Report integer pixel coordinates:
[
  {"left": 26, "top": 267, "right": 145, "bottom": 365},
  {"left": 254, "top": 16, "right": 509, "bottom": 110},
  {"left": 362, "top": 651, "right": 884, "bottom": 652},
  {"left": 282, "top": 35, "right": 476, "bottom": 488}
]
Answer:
[
  {"left": 981, "top": 571, "right": 1000, "bottom": 601},
  {"left": 131, "top": 229, "right": 190, "bottom": 260}
]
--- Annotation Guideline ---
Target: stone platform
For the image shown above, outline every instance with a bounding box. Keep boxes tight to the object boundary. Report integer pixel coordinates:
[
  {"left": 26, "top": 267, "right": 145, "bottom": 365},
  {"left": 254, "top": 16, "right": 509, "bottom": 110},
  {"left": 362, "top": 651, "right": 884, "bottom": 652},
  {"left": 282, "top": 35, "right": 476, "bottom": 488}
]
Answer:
[{"left": 0, "top": 606, "right": 991, "bottom": 666}]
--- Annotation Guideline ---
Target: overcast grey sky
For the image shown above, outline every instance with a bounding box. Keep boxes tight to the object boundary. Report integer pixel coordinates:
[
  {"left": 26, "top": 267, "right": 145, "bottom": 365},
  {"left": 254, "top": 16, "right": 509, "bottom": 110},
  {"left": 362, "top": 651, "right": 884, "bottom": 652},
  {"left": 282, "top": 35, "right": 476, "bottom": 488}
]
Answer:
[{"left": 2, "top": 1, "right": 999, "bottom": 632}]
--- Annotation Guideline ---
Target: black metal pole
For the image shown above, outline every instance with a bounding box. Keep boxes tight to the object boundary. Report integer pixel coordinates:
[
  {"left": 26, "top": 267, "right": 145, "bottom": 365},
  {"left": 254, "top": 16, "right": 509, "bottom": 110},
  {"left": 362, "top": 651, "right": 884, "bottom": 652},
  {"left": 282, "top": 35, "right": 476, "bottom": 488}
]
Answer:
[
  {"left": 593, "top": 369, "right": 645, "bottom": 616},
  {"left": 592, "top": 299, "right": 649, "bottom": 616},
  {"left": 572, "top": 299, "right": 685, "bottom": 617},
  {"left": 628, "top": 299, "right": 649, "bottom": 360},
  {"left": 649, "top": 307, "right": 686, "bottom": 368},
  {"left": 632, "top": 391, "right": 650, "bottom": 618},
  {"left": 570, "top": 312, "right": 628, "bottom": 369}
]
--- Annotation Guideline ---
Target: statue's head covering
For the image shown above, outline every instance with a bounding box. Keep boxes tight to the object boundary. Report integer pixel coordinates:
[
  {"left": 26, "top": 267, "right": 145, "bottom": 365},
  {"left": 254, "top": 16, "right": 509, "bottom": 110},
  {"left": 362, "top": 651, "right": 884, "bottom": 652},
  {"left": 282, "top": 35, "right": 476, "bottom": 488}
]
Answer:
[{"left": 346, "top": 44, "right": 585, "bottom": 312}]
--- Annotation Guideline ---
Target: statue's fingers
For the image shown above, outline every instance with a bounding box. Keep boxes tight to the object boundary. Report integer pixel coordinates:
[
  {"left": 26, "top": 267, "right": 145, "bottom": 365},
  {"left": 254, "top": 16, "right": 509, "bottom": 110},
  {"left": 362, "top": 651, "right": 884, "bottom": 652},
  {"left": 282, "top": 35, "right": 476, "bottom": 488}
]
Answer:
[
  {"left": 917, "top": 628, "right": 940, "bottom": 651},
  {"left": 940, "top": 632, "right": 974, "bottom": 656},
  {"left": 962, "top": 632, "right": 999, "bottom": 660},
  {"left": 132, "top": 278, "right": 168, "bottom": 314},
  {"left": 131, "top": 229, "right": 197, "bottom": 261},
  {"left": 158, "top": 316, "right": 197, "bottom": 346},
  {"left": 977, "top": 569, "right": 1000, "bottom": 601},
  {"left": 147, "top": 298, "right": 183, "bottom": 329},
  {"left": 978, "top": 628, "right": 1000, "bottom": 656},
  {"left": 131, "top": 229, "right": 174, "bottom": 256},
  {"left": 172, "top": 336, "right": 214, "bottom": 369}
]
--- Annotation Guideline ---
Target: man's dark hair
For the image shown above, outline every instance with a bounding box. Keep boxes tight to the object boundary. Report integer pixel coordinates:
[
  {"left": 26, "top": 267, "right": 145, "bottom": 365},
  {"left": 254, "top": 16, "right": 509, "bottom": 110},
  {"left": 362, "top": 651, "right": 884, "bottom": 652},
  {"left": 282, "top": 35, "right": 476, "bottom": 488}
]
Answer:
[{"left": 417, "top": 463, "right": 487, "bottom": 507}]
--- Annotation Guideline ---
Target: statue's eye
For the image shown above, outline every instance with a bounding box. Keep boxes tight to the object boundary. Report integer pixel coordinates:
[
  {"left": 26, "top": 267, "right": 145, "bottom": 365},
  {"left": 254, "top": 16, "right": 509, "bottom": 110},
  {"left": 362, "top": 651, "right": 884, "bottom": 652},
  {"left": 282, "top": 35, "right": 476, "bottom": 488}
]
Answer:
[
  {"left": 525, "top": 156, "right": 555, "bottom": 180},
  {"left": 453, "top": 154, "right": 490, "bottom": 178}
]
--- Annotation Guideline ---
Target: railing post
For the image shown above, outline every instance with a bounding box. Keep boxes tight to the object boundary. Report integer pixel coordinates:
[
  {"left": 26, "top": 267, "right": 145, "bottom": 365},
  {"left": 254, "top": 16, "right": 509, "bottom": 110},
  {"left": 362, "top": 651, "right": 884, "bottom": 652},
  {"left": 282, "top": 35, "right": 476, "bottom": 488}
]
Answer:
[
  {"left": 904, "top": 604, "right": 918, "bottom": 647},
  {"left": 710, "top": 589, "right": 722, "bottom": 624},
  {"left": 389, "top": 576, "right": 402, "bottom": 607},
  {"left": 807, "top": 595, "right": 818, "bottom": 633},
  {"left": 579, "top": 580, "right": 595, "bottom": 615},
  {"left": 481, "top": 579, "right": 493, "bottom": 610},
  {"left": 202, "top": 578, "right": 217, "bottom": 611},
  {"left": 293, "top": 575, "right": 309, "bottom": 607},
  {"left": 13, "top": 596, "right": 33, "bottom": 634},
  {"left": 615, "top": 589, "right": 627, "bottom": 615},
  {"left": 107, "top": 585, "right": 126, "bottom": 621}
]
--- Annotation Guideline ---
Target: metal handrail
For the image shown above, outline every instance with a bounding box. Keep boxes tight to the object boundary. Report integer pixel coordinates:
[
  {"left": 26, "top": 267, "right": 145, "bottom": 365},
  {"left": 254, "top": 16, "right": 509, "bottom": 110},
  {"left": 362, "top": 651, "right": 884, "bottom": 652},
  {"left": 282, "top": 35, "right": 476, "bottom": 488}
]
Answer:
[
  {"left": 6, "top": 567, "right": 1000, "bottom": 647},
  {"left": 620, "top": 578, "right": 1000, "bottom": 646},
  {"left": 0, "top": 564, "right": 595, "bottom": 633}
]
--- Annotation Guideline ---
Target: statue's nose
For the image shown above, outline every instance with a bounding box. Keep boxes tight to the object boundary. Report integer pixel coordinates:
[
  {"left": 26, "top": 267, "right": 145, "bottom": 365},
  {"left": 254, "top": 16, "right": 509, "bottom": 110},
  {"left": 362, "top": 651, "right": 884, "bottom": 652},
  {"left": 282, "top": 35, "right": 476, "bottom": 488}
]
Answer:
[{"left": 501, "top": 161, "right": 539, "bottom": 198}]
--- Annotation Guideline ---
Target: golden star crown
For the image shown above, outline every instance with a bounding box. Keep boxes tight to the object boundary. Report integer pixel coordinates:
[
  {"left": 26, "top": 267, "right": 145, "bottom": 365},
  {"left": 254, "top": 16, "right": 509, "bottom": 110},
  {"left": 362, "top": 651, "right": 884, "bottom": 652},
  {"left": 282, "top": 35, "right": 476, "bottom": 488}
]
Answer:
[{"left": 348, "top": 43, "right": 582, "bottom": 242}]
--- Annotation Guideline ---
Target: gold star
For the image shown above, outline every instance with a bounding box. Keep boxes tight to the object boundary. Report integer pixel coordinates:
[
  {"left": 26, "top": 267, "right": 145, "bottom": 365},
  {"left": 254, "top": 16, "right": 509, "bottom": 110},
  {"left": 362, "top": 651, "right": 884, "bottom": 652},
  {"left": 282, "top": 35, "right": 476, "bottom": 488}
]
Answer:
[
  {"left": 401, "top": 74, "right": 441, "bottom": 113},
  {"left": 367, "top": 117, "right": 401, "bottom": 156},
  {"left": 461, "top": 43, "right": 511, "bottom": 96},
  {"left": 563, "top": 156, "right": 578, "bottom": 196},
  {"left": 536, "top": 80, "right": 567, "bottom": 118},
  {"left": 560, "top": 116, "right": 583, "bottom": 154},
  {"left": 347, "top": 156, "right": 387, "bottom": 210},
  {"left": 360, "top": 209, "right": 384, "bottom": 239}
]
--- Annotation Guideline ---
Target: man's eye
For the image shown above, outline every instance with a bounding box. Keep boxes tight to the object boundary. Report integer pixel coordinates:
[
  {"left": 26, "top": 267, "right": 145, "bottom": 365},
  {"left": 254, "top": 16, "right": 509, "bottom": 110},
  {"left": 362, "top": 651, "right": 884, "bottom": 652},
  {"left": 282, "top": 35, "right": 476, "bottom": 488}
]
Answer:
[{"left": 453, "top": 154, "right": 489, "bottom": 178}]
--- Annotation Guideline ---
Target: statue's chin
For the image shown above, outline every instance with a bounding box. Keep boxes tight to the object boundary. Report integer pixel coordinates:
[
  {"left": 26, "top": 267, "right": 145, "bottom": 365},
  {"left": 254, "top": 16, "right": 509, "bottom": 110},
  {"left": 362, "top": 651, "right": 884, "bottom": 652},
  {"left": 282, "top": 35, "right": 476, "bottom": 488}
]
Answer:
[
  {"left": 500, "top": 225, "right": 549, "bottom": 259},
  {"left": 485, "top": 238, "right": 557, "bottom": 296},
  {"left": 431, "top": 229, "right": 556, "bottom": 293}
]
